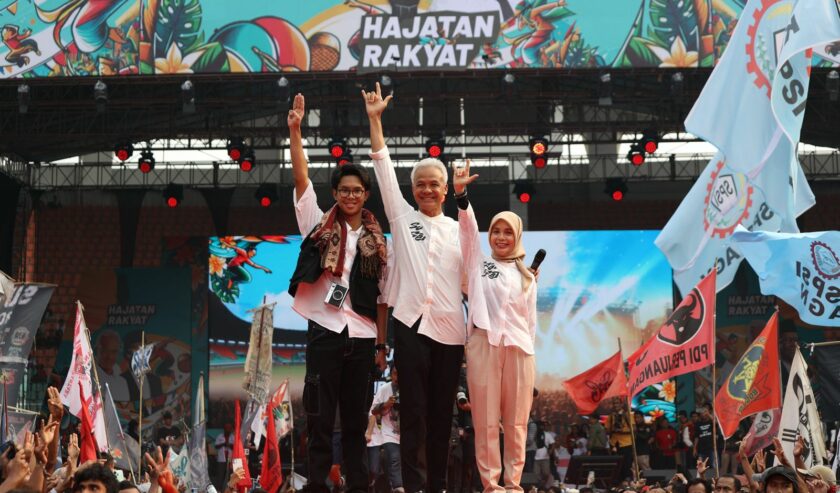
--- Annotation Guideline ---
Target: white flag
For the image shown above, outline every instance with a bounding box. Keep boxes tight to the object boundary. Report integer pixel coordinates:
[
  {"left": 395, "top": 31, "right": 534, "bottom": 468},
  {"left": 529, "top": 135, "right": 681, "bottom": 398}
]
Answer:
[
  {"left": 777, "top": 348, "right": 826, "bottom": 467},
  {"left": 131, "top": 342, "right": 155, "bottom": 380},
  {"left": 189, "top": 374, "right": 211, "bottom": 491},
  {"left": 168, "top": 446, "right": 191, "bottom": 487},
  {"left": 60, "top": 302, "right": 107, "bottom": 450},
  {"left": 251, "top": 379, "right": 293, "bottom": 445},
  {"left": 0, "top": 270, "right": 14, "bottom": 305}
]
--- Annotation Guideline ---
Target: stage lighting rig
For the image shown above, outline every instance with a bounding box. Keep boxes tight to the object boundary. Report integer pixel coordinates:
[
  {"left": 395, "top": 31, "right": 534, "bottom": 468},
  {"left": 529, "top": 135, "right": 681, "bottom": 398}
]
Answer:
[
  {"left": 138, "top": 150, "right": 155, "bottom": 173},
  {"left": 114, "top": 143, "right": 133, "bottom": 162},
  {"left": 605, "top": 178, "right": 628, "bottom": 201},
  {"left": 513, "top": 181, "right": 536, "bottom": 204},
  {"left": 256, "top": 184, "right": 278, "bottom": 208},
  {"left": 328, "top": 139, "right": 348, "bottom": 159},
  {"left": 529, "top": 137, "right": 548, "bottom": 168},
  {"left": 163, "top": 184, "right": 183, "bottom": 208},
  {"left": 627, "top": 144, "right": 645, "bottom": 166},
  {"left": 425, "top": 138, "right": 444, "bottom": 159}
]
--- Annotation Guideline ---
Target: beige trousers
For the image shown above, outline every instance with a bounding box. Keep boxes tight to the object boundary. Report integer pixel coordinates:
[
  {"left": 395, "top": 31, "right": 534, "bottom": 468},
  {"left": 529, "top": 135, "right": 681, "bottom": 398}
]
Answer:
[{"left": 466, "top": 330, "right": 536, "bottom": 493}]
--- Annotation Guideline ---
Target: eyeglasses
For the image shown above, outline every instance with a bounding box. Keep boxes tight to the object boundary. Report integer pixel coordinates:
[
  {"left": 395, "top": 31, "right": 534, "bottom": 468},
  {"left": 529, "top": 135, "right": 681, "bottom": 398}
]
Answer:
[{"left": 337, "top": 188, "right": 365, "bottom": 198}]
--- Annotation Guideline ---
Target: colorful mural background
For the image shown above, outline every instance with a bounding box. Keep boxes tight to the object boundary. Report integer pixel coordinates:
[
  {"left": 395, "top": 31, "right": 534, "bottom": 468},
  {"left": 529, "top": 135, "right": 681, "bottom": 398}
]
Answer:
[{"left": 3, "top": 0, "right": 837, "bottom": 78}]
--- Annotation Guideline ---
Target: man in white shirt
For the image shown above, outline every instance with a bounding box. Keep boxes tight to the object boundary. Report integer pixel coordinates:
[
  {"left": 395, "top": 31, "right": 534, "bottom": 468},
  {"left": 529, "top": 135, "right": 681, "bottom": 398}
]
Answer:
[
  {"left": 371, "top": 365, "right": 404, "bottom": 493},
  {"left": 363, "top": 83, "right": 466, "bottom": 493},
  {"left": 287, "top": 93, "right": 390, "bottom": 493},
  {"left": 533, "top": 424, "right": 555, "bottom": 491}
]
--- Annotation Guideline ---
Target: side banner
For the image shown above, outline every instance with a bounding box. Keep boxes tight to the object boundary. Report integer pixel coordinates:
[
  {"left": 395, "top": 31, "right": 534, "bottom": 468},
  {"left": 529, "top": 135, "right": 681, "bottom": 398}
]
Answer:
[{"left": 0, "top": 283, "right": 55, "bottom": 406}]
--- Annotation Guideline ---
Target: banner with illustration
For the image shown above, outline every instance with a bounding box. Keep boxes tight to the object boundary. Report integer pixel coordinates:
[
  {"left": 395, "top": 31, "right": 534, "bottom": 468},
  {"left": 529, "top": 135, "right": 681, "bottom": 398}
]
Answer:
[
  {"left": 208, "top": 230, "right": 674, "bottom": 427},
  {"left": 3, "top": 0, "right": 840, "bottom": 78},
  {"left": 55, "top": 268, "right": 192, "bottom": 444}
]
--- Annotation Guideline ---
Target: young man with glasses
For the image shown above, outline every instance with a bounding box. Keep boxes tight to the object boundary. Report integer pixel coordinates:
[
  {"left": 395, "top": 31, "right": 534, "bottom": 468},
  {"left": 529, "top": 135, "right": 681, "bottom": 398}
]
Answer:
[
  {"left": 287, "top": 93, "right": 390, "bottom": 493},
  {"left": 362, "top": 83, "right": 465, "bottom": 493}
]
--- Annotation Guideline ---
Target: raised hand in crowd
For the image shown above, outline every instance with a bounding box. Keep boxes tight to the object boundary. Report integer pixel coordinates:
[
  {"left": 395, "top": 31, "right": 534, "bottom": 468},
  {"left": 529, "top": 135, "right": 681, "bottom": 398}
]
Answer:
[
  {"left": 362, "top": 81, "right": 393, "bottom": 120},
  {"left": 753, "top": 449, "right": 766, "bottom": 473},
  {"left": 452, "top": 160, "right": 479, "bottom": 196},
  {"left": 696, "top": 457, "right": 709, "bottom": 479},
  {"left": 0, "top": 448, "right": 31, "bottom": 493},
  {"left": 287, "top": 93, "right": 305, "bottom": 130},
  {"left": 67, "top": 433, "right": 80, "bottom": 469},
  {"left": 47, "top": 385, "right": 64, "bottom": 420},
  {"left": 225, "top": 467, "right": 247, "bottom": 493},
  {"left": 772, "top": 437, "right": 810, "bottom": 493},
  {"left": 737, "top": 432, "right": 759, "bottom": 493}
]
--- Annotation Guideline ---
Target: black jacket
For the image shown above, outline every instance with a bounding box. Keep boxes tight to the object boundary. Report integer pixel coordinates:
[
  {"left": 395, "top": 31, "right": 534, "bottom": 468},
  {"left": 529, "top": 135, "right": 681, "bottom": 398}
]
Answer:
[{"left": 288, "top": 230, "right": 381, "bottom": 322}]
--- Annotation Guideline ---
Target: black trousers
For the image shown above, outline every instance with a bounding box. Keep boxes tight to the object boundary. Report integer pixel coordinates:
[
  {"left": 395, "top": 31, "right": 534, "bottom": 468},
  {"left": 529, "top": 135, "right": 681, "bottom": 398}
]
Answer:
[
  {"left": 394, "top": 317, "right": 464, "bottom": 493},
  {"left": 303, "top": 321, "right": 374, "bottom": 493}
]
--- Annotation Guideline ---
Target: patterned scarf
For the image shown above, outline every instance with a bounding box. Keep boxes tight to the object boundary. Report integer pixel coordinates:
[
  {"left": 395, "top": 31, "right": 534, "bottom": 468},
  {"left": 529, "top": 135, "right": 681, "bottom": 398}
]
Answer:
[{"left": 310, "top": 205, "right": 387, "bottom": 280}]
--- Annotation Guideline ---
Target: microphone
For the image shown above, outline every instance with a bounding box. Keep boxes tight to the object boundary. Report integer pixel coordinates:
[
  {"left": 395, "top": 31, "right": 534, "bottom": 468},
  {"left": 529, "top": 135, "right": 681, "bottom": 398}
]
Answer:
[{"left": 530, "top": 249, "right": 546, "bottom": 271}]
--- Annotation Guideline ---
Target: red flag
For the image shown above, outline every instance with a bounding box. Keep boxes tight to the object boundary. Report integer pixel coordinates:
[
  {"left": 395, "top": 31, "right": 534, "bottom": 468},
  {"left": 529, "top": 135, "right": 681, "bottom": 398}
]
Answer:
[
  {"left": 628, "top": 270, "right": 716, "bottom": 396},
  {"left": 260, "top": 399, "right": 283, "bottom": 493},
  {"left": 562, "top": 351, "right": 628, "bottom": 415},
  {"left": 715, "top": 312, "right": 781, "bottom": 438},
  {"left": 78, "top": 383, "right": 99, "bottom": 463},
  {"left": 232, "top": 401, "right": 252, "bottom": 493}
]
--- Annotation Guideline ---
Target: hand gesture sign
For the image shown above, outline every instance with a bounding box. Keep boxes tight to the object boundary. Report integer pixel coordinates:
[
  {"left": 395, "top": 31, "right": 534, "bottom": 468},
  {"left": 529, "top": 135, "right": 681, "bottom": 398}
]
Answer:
[
  {"left": 47, "top": 387, "right": 64, "bottom": 420},
  {"left": 287, "top": 93, "right": 305, "bottom": 130},
  {"left": 452, "top": 160, "right": 478, "bottom": 195},
  {"left": 772, "top": 437, "right": 792, "bottom": 467},
  {"left": 361, "top": 82, "right": 393, "bottom": 118},
  {"left": 696, "top": 457, "right": 709, "bottom": 478}
]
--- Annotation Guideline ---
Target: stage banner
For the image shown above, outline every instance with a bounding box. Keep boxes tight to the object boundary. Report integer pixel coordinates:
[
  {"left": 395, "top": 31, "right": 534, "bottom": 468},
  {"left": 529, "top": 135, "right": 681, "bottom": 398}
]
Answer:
[
  {"left": 0, "top": 283, "right": 54, "bottom": 406},
  {"left": 56, "top": 268, "right": 191, "bottom": 442},
  {"left": 6, "top": 0, "right": 838, "bottom": 78},
  {"left": 733, "top": 228, "right": 840, "bottom": 326},
  {"left": 209, "top": 230, "right": 674, "bottom": 427}
]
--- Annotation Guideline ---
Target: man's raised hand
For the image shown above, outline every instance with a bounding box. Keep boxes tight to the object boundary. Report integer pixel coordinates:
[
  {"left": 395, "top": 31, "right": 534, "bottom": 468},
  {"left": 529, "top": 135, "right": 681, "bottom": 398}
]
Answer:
[
  {"left": 452, "top": 160, "right": 478, "bottom": 195},
  {"left": 362, "top": 82, "right": 393, "bottom": 118},
  {"left": 287, "top": 93, "right": 305, "bottom": 130}
]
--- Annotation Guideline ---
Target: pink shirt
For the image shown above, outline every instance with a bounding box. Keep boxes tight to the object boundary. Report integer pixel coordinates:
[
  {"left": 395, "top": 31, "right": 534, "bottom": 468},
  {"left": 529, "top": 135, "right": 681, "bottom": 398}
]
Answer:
[
  {"left": 369, "top": 147, "right": 466, "bottom": 345},
  {"left": 459, "top": 203, "right": 536, "bottom": 354},
  {"left": 292, "top": 180, "right": 384, "bottom": 338}
]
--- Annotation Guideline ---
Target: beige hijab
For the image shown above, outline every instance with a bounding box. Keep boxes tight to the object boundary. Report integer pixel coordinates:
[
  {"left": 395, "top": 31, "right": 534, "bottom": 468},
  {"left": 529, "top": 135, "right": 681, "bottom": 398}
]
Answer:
[{"left": 489, "top": 211, "right": 534, "bottom": 291}]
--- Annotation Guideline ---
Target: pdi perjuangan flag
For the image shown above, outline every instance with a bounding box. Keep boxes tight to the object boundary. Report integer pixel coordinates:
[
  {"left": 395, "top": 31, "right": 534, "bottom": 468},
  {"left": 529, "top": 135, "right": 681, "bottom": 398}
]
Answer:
[
  {"left": 778, "top": 348, "right": 826, "bottom": 467},
  {"left": 627, "top": 271, "right": 716, "bottom": 396},
  {"left": 655, "top": 152, "right": 813, "bottom": 298},
  {"left": 562, "top": 351, "right": 628, "bottom": 415},
  {"left": 732, "top": 228, "right": 840, "bottom": 326},
  {"left": 812, "top": 344, "right": 840, "bottom": 422},
  {"left": 715, "top": 311, "right": 781, "bottom": 438}
]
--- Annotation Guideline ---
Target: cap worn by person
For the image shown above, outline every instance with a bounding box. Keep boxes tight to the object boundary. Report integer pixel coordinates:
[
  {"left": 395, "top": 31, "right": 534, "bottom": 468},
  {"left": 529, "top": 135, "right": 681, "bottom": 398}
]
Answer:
[
  {"left": 796, "top": 465, "right": 836, "bottom": 485},
  {"left": 761, "top": 466, "right": 799, "bottom": 493}
]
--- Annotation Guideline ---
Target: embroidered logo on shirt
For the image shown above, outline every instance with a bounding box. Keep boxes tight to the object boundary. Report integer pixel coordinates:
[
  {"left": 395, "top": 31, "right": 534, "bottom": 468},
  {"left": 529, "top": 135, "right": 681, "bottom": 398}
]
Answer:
[
  {"left": 409, "top": 222, "right": 427, "bottom": 242},
  {"left": 481, "top": 261, "right": 500, "bottom": 279}
]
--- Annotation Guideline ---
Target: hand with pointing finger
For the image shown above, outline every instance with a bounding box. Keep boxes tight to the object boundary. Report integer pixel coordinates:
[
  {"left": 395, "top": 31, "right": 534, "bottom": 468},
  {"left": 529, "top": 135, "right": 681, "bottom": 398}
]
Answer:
[{"left": 362, "top": 82, "right": 393, "bottom": 119}]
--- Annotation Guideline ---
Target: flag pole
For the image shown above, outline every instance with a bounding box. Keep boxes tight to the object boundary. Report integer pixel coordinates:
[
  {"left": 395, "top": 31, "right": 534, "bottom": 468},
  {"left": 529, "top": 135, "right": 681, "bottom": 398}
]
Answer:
[
  {"left": 710, "top": 261, "right": 720, "bottom": 478},
  {"left": 83, "top": 302, "right": 110, "bottom": 450},
  {"left": 106, "top": 382, "right": 137, "bottom": 482},
  {"left": 138, "top": 331, "right": 145, "bottom": 459},
  {"left": 618, "top": 338, "right": 641, "bottom": 481}
]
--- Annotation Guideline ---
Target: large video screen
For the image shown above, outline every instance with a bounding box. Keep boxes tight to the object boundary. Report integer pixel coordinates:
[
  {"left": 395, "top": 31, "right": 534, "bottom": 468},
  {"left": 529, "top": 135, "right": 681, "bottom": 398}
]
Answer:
[{"left": 207, "top": 231, "right": 673, "bottom": 423}]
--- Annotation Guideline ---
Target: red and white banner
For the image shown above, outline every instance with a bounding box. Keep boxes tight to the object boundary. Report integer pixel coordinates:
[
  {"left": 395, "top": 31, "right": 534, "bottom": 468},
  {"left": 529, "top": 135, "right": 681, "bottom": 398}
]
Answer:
[
  {"left": 60, "top": 302, "right": 107, "bottom": 449},
  {"left": 562, "top": 351, "right": 628, "bottom": 415},
  {"left": 628, "top": 271, "right": 716, "bottom": 396}
]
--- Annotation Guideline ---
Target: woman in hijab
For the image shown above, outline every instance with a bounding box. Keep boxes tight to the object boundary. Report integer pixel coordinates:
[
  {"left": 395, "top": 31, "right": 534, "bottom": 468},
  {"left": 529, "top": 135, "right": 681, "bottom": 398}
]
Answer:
[{"left": 452, "top": 160, "right": 538, "bottom": 493}]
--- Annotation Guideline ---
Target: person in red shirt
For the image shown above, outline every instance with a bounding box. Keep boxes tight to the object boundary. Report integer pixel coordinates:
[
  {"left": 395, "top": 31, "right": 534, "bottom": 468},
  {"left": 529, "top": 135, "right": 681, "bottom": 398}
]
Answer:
[
  {"left": 2, "top": 24, "right": 40, "bottom": 67},
  {"left": 654, "top": 416, "right": 678, "bottom": 469}
]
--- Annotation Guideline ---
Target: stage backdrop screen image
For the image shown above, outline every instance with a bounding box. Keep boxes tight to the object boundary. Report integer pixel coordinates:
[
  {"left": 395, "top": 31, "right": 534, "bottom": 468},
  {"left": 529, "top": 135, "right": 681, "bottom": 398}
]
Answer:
[{"left": 207, "top": 231, "right": 673, "bottom": 423}]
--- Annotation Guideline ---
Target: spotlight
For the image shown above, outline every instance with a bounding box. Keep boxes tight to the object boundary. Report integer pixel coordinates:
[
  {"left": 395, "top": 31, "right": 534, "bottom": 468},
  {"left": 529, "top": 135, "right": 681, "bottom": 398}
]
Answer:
[
  {"left": 255, "top": 184, "right": 278, "bottom": 208},
  {"left": 425, "top": 138, "right": 444, "bottom": 158},
  {"left": 671, "top": 72, "right": 684, "bottom": 97},
  {"left": 239, "top": 150, "right": 255, "bottom": 172},
  {"left": 627, "top": 144, "right": 645, "bottom": 166},
  {"left": 114, "top": 142, "right": 134, "bottom": 162},
  {"left": 337, "top": 153, "right": 353, "bottom": 166},
  {"left": 181, "top": 80, "right": 195, "bottom": 114},
  {"left": 529, "top": 137, "right": 548, "bottom": 168},
  {"left": 163, "top": 184, "right": 183, "bottom": 208},
  {"left": 598, "top": 73, "right": 612, "bottom": 106},
  {"left": 328, "top": 139, "right": 347, "bottom": 159},
  {"left": 828, "top": 70, "right": 839, "bottom": 102},
  {"left": 277, "top": 76, "right": 290, "bottom": 104},
  {"left": 503, "top": 73, "right": 515, "bottom": 85},
  {"left": 94, "top": 80, "right": 107, "bottom": 112},
  {"left": 379, "top": 74, "right": 393, "bottom": 96},
  {"left": 641, "top": 131, "right": 659, "bottom": 154},
  {"left": 605, "top": 178, "right": 628, "bottom": 201},
  {"left": 227, "top": 138, "right": 245, "bottom": 161},
  {"left": 138, "top": 150, "right": 155, "bottom": 173},
  {"left": 502, "top": 72, "right": 516, "bottom": 97},
  {"left": 513, "top": 181, "right": 536, "bottom": 204},
  {"left": 17, "top": 84, "right": 29, "bottom": 114}
]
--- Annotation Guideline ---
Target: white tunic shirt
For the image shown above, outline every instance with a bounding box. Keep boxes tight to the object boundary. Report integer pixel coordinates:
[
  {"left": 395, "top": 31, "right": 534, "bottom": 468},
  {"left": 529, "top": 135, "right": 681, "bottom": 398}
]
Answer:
[
  {"left": 459, "top": 203, "right": 536, "bottom": 354},
  {"left": 369, "top": 147, "right": 466, "bottom": 345},
  {"left": 292, "top": 180, "right": 380, "bottom": 339}
]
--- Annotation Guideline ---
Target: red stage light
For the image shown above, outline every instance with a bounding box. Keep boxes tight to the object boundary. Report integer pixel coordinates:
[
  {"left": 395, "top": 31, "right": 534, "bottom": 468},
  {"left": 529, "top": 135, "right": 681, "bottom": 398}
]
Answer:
[
  {"left": 644, "top": 140, "right": 658, "bottom": 154},
  {"left": 612, "top": 190, "right": 624, "bottom": 201},
  {"left": 533, "top": 156, "right": 547, "bottom": 168},
  {"left": 260, "top": 196, "right": 271, "bottom": 207},
  {"left": 240, "top": 159, "right": 253, "bottom": 172},
  {"left": 530, "top": 141, "right": 547, "bottom": 156},
  {"left": 115, "top": 143, "right": 133, "bottom": 162},
  {"left": 229, "top": 147, "right": 242, "bottom": 161},
  {"left": 337, "top": 156, "right": 353, "bottom": 166},
  {"left": 227, "top": 138, "right": 245, "bottom": 161},
  {"left": 166, "top": 196, "right": 178, "bottom": 208},
  {"left": 140, "top": 161, "right": 152, "bottom": 173},
  {"left": 631, "top": 153, "right": 644, "bottom": 166},
  {"left": 329, "top": 140, "right": 347, "bottom": 158},
  {"left": 427, "top": 144, "right": 442, "bottom": 158},
  {"left": 518, "top": 192, "right": 531, "bottom": 203}
]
